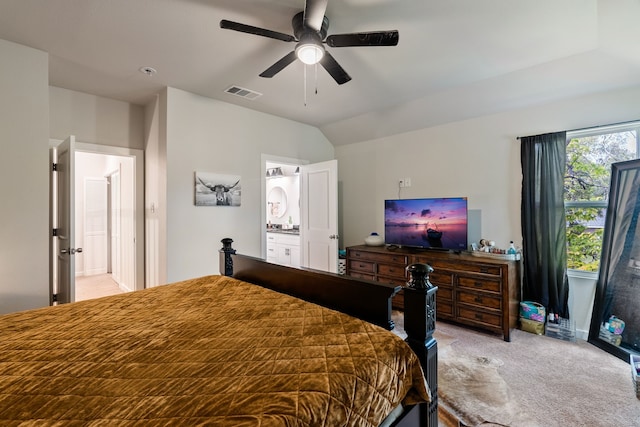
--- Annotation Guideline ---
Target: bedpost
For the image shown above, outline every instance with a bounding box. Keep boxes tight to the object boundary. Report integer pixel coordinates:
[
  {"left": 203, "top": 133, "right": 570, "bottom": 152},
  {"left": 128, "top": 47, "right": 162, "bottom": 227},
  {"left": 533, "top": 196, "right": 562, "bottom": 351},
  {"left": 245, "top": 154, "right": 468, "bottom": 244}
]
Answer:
[
  {"left": 404, "top": 263, "right": 438, "bottom": 427},
  {"left": 219, "top": 238, "right": 236, "bottom": 276}
]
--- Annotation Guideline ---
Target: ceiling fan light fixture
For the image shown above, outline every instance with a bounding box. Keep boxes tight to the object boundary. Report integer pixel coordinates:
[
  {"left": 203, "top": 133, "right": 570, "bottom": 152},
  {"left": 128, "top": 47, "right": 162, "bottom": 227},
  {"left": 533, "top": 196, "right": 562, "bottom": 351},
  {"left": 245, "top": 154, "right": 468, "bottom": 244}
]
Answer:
[{"left": 296, "top": 42, "right": 324, "bottom": 65}]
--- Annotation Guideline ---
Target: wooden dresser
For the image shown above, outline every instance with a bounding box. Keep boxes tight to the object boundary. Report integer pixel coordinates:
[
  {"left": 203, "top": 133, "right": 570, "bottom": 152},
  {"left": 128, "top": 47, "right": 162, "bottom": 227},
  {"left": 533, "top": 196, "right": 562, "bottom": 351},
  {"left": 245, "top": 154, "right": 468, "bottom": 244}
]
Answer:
[{"left": 346, "top": 245, "right": 521, "bottom": 341}]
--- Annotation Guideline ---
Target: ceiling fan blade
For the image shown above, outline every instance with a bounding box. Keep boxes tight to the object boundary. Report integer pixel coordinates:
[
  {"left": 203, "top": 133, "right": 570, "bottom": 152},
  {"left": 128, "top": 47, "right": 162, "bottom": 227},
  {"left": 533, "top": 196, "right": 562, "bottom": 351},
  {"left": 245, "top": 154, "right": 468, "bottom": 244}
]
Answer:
[
  {"left": 220, "top": 20, "right": 295, "bottom": 43},
  {"left": 319, "top": 52, "right": 351, "bottom": 85},
  {"left": 326, "top": 31, "right": 399, "bottom": 47},
  {"left": 303, "top": 0, "right": 328, "bottom": 32},
  {"left": 259, "top": 51, "right": 298, "bottom": 78}
]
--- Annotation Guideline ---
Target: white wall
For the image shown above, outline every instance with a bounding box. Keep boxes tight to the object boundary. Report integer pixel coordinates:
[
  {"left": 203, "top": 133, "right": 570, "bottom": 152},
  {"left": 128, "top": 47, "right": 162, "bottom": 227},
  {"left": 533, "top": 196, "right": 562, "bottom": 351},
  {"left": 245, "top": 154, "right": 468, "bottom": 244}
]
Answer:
[
  {"left": 336, "top": 83, "right": 640, "bottom": 337},
  {"left": 144, "top": 93, "right": 167, "bottom": 287},
  {"left": 567, "top": 270, "right": 597, "bottom": 340},
  {"left": 163, "top": 87, "right": 334, "bottom": 283},
  {"left": 337, "top": 85, "right": 640, "bottom": 249},
  {"left": 50, "top": 86, "right": 145, "bottom": 150},
  {"left": 0, "top": 39, "right": 49, "bottom": 314}
]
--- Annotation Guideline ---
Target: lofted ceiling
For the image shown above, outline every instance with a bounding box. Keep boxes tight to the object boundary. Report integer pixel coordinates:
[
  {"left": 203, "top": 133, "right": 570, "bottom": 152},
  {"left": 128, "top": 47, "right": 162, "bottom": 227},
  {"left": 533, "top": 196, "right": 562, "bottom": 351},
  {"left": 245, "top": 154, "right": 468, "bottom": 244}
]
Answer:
[{"left": 1, "top": 0, "right": 640, "bottom": 145}]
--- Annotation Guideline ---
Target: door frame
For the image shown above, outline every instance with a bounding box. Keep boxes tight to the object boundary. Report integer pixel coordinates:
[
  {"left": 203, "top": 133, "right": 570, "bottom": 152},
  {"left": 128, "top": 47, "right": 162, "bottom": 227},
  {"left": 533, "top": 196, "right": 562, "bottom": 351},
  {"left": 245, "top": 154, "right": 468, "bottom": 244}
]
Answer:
[
  {"left": 50, "top": 139, "right": 144, "bottom": 298},
  {"left": 261, "top": 154, "right": 308, "bottom": 260}
]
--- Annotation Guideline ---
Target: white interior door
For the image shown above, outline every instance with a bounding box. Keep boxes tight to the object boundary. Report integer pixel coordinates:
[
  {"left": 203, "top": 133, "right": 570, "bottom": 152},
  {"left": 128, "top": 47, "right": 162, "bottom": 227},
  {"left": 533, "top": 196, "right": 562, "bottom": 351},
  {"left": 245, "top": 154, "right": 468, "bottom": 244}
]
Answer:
[
  {"left": 110, "top": 169, "right": 122, "bottom": 284},
  {"left": 83, "top": 177, "right": 108, "bottom": 275},
  {"left": 300, "top": 159, "right": 338, "bottom": 273},
  {"left": 55, "top": 135, "right": 78, "bottom": 304}
]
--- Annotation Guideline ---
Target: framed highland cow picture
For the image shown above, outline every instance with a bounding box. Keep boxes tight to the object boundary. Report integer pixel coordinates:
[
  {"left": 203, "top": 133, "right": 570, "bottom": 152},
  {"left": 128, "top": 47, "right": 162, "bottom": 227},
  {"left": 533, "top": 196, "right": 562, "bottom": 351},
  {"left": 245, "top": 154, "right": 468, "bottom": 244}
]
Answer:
[{"left": 195, "top": 172, "right": 241, "bottom": 206}]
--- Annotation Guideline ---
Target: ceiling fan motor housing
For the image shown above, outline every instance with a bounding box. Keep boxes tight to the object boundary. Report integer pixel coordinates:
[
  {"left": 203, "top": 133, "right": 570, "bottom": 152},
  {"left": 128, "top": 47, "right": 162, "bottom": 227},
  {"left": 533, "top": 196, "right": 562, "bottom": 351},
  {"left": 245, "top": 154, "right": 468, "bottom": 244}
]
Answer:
[{"left": 292, "top": 11, "right": 329, "bottom": 40}]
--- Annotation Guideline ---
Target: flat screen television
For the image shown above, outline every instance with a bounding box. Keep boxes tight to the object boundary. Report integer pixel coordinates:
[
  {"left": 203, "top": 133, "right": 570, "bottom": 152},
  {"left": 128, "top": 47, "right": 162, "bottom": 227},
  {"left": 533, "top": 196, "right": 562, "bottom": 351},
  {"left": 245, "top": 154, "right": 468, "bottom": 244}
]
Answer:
[{"left": 384, "top": 197, "right": 468, "bottom": 251}]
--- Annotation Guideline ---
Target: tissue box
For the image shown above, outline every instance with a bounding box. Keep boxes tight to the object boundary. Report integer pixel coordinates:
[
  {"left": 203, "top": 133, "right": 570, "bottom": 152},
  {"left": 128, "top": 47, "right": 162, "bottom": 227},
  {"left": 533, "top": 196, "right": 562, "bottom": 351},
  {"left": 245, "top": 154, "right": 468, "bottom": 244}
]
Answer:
[{"left": 519, "top": 301, "right": 546, "bottom": 322}]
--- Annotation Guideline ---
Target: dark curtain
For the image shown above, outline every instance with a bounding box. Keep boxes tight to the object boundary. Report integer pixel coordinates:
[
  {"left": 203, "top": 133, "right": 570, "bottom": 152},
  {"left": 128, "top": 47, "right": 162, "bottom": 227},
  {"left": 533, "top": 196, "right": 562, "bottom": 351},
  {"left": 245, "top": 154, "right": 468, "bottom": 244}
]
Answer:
[{"left": 521, "top": 131, "right": 570, "bottom": 318}]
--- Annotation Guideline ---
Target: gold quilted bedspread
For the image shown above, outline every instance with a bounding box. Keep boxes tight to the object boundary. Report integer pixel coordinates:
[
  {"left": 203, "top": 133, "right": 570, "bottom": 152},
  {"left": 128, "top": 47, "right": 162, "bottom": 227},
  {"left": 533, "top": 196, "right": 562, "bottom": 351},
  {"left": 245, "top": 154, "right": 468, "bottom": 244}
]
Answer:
[{"left": 0, "top": 275, "right": 429, "bottom": 426}]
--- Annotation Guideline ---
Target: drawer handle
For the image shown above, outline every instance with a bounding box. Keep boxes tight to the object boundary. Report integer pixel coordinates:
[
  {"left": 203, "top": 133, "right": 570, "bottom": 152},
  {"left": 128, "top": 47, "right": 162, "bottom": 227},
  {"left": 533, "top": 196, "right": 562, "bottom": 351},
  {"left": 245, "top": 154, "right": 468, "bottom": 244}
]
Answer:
[
  {"left": 359, "top": 263, "right": 367, "bottom": 268},
  {"left": 480, "top": 267, "right": 489, "bottom": 273},
  {"left": 474, "top": 296, "right": 483, "bottom": 303},
  {"left": 388, "top": 268, "right": 396, "bottom": 273},
  {"left": 474, "top": 313, "right": 484, "bottom": 320},
  {"left": 474, "top": 282, "right": 483, "bottom": 287}
]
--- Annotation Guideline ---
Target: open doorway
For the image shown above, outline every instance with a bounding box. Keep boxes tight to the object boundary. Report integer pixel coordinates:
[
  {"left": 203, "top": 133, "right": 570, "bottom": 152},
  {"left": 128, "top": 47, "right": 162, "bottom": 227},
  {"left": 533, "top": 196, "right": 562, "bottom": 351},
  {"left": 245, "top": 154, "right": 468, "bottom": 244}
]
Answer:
[
  {"left": 50, "top": 138, "right": 144, "bottom": 304},
  {"left": 74, "top": 151, "right": 134, "bottom": 301},
  {"left": 261, "top": 154, "right": 339, "bottom": 273}
]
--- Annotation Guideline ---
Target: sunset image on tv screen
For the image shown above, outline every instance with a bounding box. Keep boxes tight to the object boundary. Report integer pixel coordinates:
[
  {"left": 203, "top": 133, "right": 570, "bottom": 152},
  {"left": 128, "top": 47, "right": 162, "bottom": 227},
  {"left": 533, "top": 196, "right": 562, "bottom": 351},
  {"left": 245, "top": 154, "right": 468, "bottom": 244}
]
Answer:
[{"left": 384, "top": 197, "right": 468, "bottom": 250}]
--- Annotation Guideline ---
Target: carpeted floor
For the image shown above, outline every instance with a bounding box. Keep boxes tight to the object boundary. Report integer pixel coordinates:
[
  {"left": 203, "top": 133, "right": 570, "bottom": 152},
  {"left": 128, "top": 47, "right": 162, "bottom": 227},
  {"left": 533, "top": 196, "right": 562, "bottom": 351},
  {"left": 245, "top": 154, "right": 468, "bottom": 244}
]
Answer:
[{"left": 392, "top": 312, "right": 639, "bottom": 426}]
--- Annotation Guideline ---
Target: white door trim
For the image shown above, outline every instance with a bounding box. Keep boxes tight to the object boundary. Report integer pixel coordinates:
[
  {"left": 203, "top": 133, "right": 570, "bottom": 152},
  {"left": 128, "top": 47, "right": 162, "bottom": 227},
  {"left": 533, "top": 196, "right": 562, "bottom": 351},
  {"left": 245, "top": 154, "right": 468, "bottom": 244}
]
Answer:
[{"left": 50, "top": 139, "right": 144, "bottom": 292}]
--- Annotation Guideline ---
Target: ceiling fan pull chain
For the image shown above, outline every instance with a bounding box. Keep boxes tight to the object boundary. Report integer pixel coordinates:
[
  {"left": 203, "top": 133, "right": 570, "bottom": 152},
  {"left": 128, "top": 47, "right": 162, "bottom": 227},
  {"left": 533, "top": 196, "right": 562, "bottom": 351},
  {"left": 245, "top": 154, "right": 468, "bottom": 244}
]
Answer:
[
  {"left": 304, "top": 65, "right": 308, "bottom": 106},
  {"left": 315, "top": 62, "right": 318, "bottom": 95}
]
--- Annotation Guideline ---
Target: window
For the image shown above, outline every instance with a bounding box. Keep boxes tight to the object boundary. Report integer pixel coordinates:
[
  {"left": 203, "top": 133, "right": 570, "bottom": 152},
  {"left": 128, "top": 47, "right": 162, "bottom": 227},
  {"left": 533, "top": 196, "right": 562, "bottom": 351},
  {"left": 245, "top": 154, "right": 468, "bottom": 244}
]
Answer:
[{"left": 565, "top": 123, "right": 640, "bottom": 271}]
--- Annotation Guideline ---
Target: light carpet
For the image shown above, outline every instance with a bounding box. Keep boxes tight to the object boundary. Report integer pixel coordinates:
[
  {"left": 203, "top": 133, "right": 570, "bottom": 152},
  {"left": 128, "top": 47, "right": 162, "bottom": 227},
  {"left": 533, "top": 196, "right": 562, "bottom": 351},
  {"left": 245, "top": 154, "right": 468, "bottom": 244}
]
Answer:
[
  {"left": 392, "top": 312, "right": 528, "bottom": 426},
  {"left": 392, "top": 312, "right": 639, "bottom": 427}
]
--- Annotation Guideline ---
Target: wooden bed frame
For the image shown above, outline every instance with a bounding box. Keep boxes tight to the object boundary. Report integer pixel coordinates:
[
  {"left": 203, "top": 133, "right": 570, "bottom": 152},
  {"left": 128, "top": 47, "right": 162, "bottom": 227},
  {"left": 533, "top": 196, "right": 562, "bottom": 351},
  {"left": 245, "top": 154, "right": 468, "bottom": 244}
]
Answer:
[{"left": 220, "top": 239, "right": 438, "bottom": 427}]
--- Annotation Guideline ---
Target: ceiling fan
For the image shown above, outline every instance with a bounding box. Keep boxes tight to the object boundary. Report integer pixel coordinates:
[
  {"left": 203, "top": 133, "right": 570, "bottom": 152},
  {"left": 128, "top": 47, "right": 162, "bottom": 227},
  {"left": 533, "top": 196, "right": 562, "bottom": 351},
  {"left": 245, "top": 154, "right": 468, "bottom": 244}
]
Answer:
[{"left": 220, "top": 0, "right": 399, "bottom": 85}]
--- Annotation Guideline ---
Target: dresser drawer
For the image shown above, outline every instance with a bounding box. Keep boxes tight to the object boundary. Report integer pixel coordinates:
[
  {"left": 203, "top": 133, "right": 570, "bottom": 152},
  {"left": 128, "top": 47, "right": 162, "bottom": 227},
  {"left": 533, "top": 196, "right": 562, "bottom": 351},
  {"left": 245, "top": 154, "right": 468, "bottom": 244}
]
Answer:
[
  {"left": 348, "top": 259, "right": 375, "bottom": 273},
  {"left": 437, "top": 286, "right": 453, "bottom": 302},
  {"left": 457, "top": 306, "right": 502, "bottom": 327},
  {"left": 416, "top": 257, "right": 503, "bottom": 277},
  {"left": 348, "top": 271, "right": 375, "bottom": 281},
  {"left": 377, "top": 263, "right": 406, "bottom": 278},
  {"left": 458, "top": 276, "right": 501, "bottom": 293},
  {"left": 376, "top": 275, "right": 406, "bottom": 287},
  {"left": 429, "top": 271, "right": 453, "bottom": 287},
  {"left": 460, "top": 262, "right": 503, "bottom": 276},
  {"left": 349, "top": 249, "right": 408, "bottom": 264},
  {"left": 437, "top": 300, "right": 454, "bottom": 318},
  {"left": 457, "top": 290, "right": 502, "bottom": 310}
]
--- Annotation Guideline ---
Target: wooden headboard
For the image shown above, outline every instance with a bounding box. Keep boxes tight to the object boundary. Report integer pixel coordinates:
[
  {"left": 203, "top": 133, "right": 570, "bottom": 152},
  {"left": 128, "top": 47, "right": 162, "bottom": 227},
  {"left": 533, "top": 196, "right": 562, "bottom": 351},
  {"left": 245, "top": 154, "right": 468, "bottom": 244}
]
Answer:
[{"left": 221, "top": 251, "right": 400, "bottom": 330}]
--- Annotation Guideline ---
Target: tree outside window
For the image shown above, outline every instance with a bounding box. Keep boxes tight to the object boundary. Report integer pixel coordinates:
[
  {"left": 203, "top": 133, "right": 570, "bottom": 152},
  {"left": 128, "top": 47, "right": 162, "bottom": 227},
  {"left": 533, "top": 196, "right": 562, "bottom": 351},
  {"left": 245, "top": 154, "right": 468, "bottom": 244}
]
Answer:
[{"left": 565, "top": 127, "right": 638, "bottom": 271}]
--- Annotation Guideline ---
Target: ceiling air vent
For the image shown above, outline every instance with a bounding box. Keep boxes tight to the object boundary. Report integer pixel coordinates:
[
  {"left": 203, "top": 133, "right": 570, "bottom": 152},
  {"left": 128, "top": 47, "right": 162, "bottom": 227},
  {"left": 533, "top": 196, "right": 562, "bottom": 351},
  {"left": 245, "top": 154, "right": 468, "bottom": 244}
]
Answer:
[{"left": 225, "top": 86, "right": 262, "bottom": 100}]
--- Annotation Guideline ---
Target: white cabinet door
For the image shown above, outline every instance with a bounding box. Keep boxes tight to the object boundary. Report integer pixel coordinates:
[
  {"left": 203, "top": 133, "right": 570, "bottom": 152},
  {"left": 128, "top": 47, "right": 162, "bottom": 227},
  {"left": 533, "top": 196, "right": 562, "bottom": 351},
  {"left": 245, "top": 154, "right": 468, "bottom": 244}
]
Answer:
[
  {"left": 266, "top": 233, "right": 300, "bottom": 267},
  {"left": 277, "top": 246, "right": 291, "bottom": 266},
  {"left": 266, "top": 234, "right": 278, "bottom": 262},
  {"left": 290, "top": 245, "right": 300, "bottom": 267}
]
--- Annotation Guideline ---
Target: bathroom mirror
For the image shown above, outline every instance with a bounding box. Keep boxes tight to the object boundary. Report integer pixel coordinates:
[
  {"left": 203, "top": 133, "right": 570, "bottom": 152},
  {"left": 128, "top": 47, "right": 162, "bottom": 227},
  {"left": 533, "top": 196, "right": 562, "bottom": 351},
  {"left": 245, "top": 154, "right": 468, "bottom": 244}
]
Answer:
[
  {"left": 267, "top": 186, "right": 287, "bottom": 218},
  {"left": 589, "top": 158, "right": 640, "bottom": 361}
]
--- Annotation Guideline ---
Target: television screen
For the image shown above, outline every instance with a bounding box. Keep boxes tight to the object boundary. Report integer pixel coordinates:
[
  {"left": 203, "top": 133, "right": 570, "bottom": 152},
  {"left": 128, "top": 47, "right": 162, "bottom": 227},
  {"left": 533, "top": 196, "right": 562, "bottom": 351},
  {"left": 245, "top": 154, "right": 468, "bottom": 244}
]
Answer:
[{"left": 384, "top": 197, "right": 468, "bottom": 251}]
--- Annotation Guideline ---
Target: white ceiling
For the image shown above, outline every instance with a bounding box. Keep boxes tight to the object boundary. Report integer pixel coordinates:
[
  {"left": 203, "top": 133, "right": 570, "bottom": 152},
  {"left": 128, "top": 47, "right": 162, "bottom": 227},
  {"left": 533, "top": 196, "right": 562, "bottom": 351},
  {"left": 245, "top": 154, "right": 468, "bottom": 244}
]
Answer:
[{"left": 1, "top": 0, "right": 640, "bottom": 145}]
